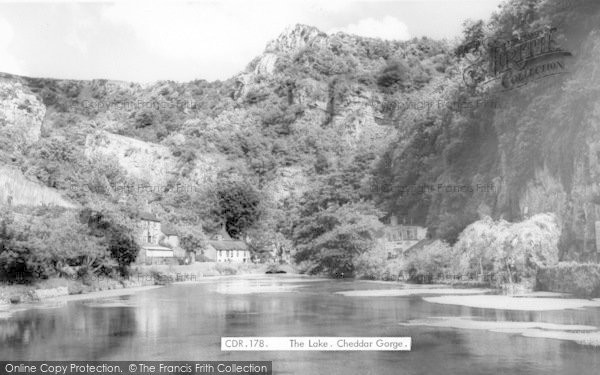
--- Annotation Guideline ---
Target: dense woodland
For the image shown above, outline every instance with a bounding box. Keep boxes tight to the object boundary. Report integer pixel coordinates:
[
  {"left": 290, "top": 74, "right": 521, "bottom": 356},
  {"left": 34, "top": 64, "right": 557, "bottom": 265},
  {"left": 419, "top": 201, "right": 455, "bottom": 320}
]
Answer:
[{"left": 1, "top": 0, "right": 600, "bottom": 292}]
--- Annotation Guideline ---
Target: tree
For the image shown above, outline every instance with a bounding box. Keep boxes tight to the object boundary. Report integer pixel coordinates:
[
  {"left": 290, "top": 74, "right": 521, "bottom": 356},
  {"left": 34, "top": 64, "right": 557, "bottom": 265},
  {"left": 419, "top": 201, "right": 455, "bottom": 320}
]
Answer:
[
  {"left": 179, "top": 224, "right": 206, "bottom": 254},
  {"left": 495, "top": 213, "right": 560, "bottom": 285},
  {"left": 454, "top": 216, "right": 509, "bottom": 281},
  {"left": 404, "top": 240, "right": 453, "bottom": 283},
  {"left": 293, "top": 202, "right": 383, "bottom": 276},
  {"left": 108, "top": 227, "right": 139, "bottom": 276},
  {"left": 453, "top": 213, "right": 560, "bottom": 286},
  {"left": 377, "top": 59, "right": 411, "bottom": 90},
  {"left": 353, "top": 241, "right": 392, "bottom": 280},
  {"left": 213, "top": 180, "right": 263, "bottom": 239},
  {"left": 1, "top": 208, "right": 110, "bottom": 279},
  {"left": 82, "top": 208, "right": 139, "bottom": 276}
]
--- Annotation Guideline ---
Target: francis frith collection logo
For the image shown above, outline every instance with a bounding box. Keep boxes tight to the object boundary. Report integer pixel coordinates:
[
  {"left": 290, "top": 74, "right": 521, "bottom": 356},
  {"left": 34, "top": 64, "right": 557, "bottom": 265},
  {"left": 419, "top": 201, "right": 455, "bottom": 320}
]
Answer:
[{"left": 462, "top": 26, "right": 573, "bottom": 90}]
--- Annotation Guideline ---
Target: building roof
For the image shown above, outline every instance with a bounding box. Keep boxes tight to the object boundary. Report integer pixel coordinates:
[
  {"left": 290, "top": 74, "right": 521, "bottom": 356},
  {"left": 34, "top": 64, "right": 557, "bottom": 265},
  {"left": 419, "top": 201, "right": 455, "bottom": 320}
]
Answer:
[
  {"left": 403, "top": 239, "right": 435, "bottom": 256},
  {"left": 210, "top": 225, "right": 232, "bottom": 241},
  {"left": 207, "top": 240, "right": 248, "bottom": 251},
  {"left": 374, "top": 224, "right": 427, "bottom": 240},
  {"left": 142, "top": 244, "right": 173, "bottom": 251},
  {"left": 161, "top": 223, "right": 178, "bottom": 236},
  {"left": 139, "top": 211, "right": 160, "bottom": 222}
]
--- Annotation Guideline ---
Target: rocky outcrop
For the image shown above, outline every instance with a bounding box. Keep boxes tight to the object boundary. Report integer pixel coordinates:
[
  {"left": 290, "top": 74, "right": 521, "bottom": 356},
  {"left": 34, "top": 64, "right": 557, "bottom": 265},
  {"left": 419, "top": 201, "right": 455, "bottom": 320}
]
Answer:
[
  {"left": 85, "top": 131, "right": 177, "bottom": 186},
  {"left": 85, "top": 131, "right": 227, "bottom": 187},
  {"left": 0, "top": 78, "right": 45, "bottom": 148},
  {"left": 265, "top": 166, "right": 310, "bottom": 203},
  {"left": 265, "top": 24, "right": 327, "bottom": 55},
  {"left": 253, "top": 53, "right": 278, "bottom": 76}
]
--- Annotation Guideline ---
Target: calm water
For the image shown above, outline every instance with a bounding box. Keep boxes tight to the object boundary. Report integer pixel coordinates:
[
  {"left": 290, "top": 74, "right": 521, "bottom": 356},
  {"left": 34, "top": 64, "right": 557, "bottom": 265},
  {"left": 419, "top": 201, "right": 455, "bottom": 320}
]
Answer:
[{"left": 1, "top": 276, "right": 600, "bottom": 375}]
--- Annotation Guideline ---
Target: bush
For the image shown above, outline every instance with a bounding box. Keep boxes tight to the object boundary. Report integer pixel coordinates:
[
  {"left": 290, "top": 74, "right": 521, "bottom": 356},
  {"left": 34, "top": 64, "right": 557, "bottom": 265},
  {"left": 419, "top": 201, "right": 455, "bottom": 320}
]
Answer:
[
  {"left": 0, "top": 208, "right": 111, "bottom": 280},
  {"left": 537, "top": 262, "right": 600, "bottom": 297},
  {"left": 404, "top": 240, "right": 453, "bottom": 283},
  {"left": 353, "top": 242, "right": 390, "bottom": 280},
  {"left": 134, "top": 109, "right": 156, "bottom": 128},
  {"left": 215, "top": 263, "right": 238, "bottom": 275},
  {"left": 83, "top": 209, "right": 139, "bottom": 276},
  {"left": 382, "top": 257, "right": 405, "bottom": 281},
  {"left": 377, "top": 60, "right": 411, "bottom": 89}
]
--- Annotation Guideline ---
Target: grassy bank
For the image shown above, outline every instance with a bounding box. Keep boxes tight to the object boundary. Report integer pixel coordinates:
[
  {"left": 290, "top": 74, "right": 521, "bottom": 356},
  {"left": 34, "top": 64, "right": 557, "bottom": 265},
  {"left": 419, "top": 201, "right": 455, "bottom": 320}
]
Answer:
[{"left": 1, "top": 262, "right": 297, "bottom": 306}]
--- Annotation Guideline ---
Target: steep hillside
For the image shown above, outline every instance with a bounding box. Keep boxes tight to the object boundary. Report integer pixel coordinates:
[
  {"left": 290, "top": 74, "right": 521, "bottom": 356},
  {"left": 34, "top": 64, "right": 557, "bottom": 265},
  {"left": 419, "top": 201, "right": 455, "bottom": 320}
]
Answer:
[
  {"left": 5, "top": 1, "right": 594, "bottom": 263},
  {"left": 0, "top": 23, "right": 454, "bottom": 237}
]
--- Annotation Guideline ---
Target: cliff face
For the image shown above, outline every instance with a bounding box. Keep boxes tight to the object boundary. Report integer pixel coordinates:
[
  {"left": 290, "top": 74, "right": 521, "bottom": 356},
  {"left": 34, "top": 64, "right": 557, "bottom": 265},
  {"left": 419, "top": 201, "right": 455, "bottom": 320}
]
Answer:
[
  {"left": 514, "top": 22, "right": 600, "bottom": 260},
  {"left": 84, "top": 131, "right": 178, "bottom": 186},
  {"left": 471, "top": 4, "right": 600, "bottom": 260},
  {"left": 374, "top": 0, "right": 600, "bottom": 260},
  {"left": 0, "top": 78, "right": 45, "bottom": 149}
]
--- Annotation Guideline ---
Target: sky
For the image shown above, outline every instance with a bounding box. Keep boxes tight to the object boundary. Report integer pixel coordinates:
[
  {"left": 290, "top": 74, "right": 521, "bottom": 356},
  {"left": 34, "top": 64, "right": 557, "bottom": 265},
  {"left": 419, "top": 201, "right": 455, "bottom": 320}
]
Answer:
[{"left": 0, "top": 0, "right": 505, "bottom": 83}]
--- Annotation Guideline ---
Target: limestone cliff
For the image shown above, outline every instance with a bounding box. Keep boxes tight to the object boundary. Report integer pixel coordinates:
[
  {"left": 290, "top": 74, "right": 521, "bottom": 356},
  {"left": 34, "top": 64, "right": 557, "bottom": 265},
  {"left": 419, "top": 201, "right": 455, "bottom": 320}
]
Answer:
[
  {"left": 0, "top": 76, "right": 45, "bottom": 149},
  {"left": 85, "top": 131, "right": 177, "bottom": 186}
]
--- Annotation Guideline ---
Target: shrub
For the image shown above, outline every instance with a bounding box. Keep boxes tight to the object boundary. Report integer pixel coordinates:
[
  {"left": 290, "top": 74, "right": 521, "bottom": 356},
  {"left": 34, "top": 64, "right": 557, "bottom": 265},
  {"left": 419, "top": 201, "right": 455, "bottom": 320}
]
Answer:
[
  {"left": 0, "top": 208, "right": 111, "bottom": 280},
  {"left": 404, "top": 240, "right": 453, "bottom": 283},
  {"left": 353, "top": 242, "right": 390, "bottom": 280},
  {"left": 83, "top": 209, "right": 139, "bottom": 276},
  {"left": 377, "top": 60, "right": 411, "bottom": 89},
  {"left": 179, "top": 224, "right": 206, "bottom": 254},
  {"left": 382, "top": 257, "right": 405, "bottom": 281},
  {"left": 537, "top": 262, "right": 600, "bottom": 297},
  {"left": 134, "top": 109, "right": 156, "bottom": 128},
  {"left": 215, "top": 263, "right": 238, "bottom": 275}
]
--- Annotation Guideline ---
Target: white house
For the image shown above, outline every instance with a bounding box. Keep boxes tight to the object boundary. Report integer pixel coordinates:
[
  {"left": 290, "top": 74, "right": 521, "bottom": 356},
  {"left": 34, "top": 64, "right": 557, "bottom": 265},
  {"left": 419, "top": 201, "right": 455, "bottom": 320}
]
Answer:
[{"left": 204, "top": 227, "right": 251, "bottom": 263}]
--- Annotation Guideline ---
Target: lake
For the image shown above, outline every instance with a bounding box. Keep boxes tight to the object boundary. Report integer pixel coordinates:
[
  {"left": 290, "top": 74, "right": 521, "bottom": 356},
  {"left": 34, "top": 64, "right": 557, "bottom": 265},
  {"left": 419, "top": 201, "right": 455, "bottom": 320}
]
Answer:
[{"left": 1, "top": 275, "right": 599, "bottom": 375}]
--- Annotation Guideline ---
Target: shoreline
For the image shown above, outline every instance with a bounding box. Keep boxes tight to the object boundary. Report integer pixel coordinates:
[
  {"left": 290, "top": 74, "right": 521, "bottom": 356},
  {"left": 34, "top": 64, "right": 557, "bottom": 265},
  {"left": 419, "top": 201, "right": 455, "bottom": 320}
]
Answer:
[
  {"left": 0, "top": 264, "right": 302, "bottom": 309},
  {"left": 0, "top": 264, "right": 249, "bottom": 306},
  {"left": 0, "top": 285, "right": 164, "bottom": 320}
]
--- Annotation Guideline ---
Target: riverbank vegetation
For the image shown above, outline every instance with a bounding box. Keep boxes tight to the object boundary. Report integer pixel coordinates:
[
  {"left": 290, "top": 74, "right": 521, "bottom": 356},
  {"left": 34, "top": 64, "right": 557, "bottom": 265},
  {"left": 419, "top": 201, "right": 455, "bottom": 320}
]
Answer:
[
  {"left": 0, "top": 206, "right": 139, "bottom": 283},
  {"left": 537, "top": 262, "right": 600, "bottom": 297},
  {"left": 350, "top": 214, "right": 561, "bottom": 292}
]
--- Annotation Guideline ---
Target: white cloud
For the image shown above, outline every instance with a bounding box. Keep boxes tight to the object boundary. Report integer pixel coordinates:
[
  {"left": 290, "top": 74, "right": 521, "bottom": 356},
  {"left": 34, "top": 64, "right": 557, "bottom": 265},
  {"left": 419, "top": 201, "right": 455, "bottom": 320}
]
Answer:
[
  {"left": 0, "top": 17, "right": 23, "bottom": 75},
  {"left": 329, "top": 16, "right": 410, "bottom": 40}
]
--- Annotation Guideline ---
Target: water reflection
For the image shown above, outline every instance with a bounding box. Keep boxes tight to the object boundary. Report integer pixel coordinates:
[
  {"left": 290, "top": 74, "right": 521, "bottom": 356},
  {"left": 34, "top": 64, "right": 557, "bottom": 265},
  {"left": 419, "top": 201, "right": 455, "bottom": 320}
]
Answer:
[
  {"left": 0, "top": 303, "right": 137, "bottom": 359},
  {"left": 0, "top": 277, "right": 599, "bottom": 374}
]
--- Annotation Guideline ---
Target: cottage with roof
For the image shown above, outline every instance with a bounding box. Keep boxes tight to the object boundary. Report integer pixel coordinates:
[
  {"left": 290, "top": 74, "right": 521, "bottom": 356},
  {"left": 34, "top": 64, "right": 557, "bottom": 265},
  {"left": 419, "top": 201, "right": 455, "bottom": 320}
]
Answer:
[
  {"left": 136, "top": 211, "right": 174, "bottom": 263},
  {"left": 160, "top": 223, "right": 180, "bottom": 248},
  {"left": 204, "top": 226, "right": 251, "bottom": 263},
  {"left": 375, "top": 215, "right": 428, "bottom": 258}
]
